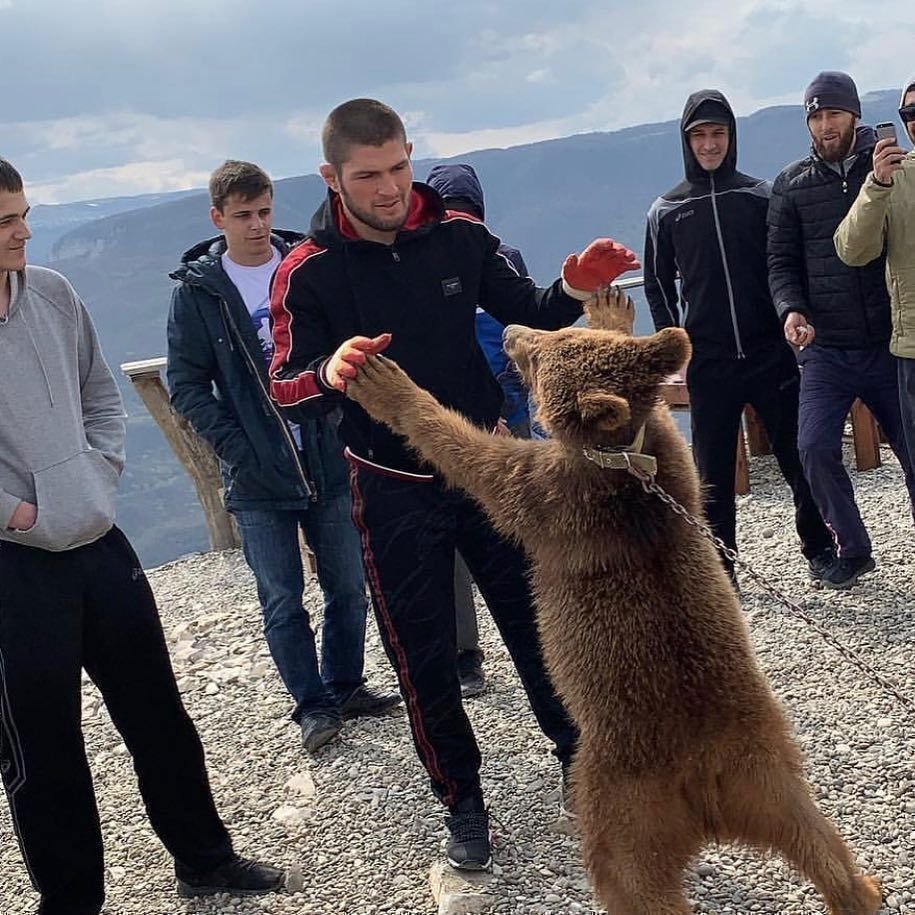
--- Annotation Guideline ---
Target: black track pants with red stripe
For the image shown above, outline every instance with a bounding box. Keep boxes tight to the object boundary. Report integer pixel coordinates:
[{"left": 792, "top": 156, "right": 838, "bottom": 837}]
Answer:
[{"left": 349, "top": 461, "right": 577, "bottom": 808}]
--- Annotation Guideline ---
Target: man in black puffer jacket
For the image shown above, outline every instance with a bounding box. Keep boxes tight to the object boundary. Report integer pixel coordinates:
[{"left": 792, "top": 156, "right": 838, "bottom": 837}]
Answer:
[
  {"left": 768, "top": 71, "right": 915, "bottom": 589},
  {"left": 644, "top": 89, "right": 833, "bottom": 587}
]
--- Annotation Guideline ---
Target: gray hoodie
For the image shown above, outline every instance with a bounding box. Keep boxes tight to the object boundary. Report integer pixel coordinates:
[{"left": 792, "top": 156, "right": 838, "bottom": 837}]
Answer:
[{"left": 0, "top": 265, "right": 126, "bottom": 551}]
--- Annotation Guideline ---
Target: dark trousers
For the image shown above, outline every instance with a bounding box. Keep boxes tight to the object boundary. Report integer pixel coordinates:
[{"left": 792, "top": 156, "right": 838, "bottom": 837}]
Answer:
[
  {"left": 348, "top": 462, "right": 577, "bottom": 808},
  {"left": 0, "top": 528, "right": 232, "bottom": 915},
  {"left": 796, "top": 344, "right": 915, "bottom": 559},
  {"left": 897, "top": 356, "right": 915, "bottom": 470},
  {"left": 687, "top": 343, "right": 833, "bottom": 571}
]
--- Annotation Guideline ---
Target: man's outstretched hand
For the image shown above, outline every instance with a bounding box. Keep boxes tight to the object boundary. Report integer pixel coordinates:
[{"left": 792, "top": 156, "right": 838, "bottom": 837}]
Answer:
[
  {"left": 562, "top": 239, "right": 640, "bottom": 298},
  {"left": 325, "top": 333, "right": 392, "bottom": 392}
]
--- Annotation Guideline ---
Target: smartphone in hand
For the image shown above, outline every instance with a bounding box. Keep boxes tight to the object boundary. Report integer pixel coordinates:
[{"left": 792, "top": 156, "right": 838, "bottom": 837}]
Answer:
[{"left": 875, "top": 122, "right": 898, "bottom": 143}]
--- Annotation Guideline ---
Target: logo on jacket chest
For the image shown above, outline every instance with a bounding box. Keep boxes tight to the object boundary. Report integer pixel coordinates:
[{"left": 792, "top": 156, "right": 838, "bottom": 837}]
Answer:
[
  {"left": 675, "top": 209, "right": 695, "bottom": 223},
  {"left": 441, "top": 276, "right": 463, "bottom": 296}
]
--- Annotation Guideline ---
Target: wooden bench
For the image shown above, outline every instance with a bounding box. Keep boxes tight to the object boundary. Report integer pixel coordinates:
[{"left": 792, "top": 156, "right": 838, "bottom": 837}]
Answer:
[{"left": 659, "top": 380, "right": 882, "bottom": 494}]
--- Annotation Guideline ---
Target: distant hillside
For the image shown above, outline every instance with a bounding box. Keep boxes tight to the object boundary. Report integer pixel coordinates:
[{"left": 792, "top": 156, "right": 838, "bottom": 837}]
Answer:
[
  {"left": 47, "top": 90, "right": 902, "bottom": 566},
  {"left": 27, "top": 189, "right": 197, "bottom": 263}
]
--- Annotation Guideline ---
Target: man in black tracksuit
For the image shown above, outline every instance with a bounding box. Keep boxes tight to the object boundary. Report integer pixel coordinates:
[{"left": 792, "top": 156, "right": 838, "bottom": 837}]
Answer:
[
  {"left": 267, "top": 99, "right": 638, "bottom": 871},
  {"left": 644, "top": 89, "right": 834, "bottom": 584},
  {"left": 768, "top": 71, "right": 915, "bottom": 589}
]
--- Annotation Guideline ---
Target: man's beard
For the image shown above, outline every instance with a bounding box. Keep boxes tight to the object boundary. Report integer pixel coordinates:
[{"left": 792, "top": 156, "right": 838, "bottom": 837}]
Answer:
[
  {"left": 813, "top": 122, "right": 856, "bottom": 162},
  {"left": 338, "top": 184, "right": 409, "bottom": 234}
]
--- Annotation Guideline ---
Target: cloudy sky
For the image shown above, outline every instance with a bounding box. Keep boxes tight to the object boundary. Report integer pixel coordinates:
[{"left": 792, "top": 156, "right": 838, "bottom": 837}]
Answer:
[{"left": 3, "top": 0, "right": 913, "bottom": 203}]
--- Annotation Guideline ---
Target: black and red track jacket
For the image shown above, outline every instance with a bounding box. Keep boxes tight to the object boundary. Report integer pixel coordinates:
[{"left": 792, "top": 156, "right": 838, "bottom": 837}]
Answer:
[{"left": 268, "top": 182, "right": 582, "bottom": 479}]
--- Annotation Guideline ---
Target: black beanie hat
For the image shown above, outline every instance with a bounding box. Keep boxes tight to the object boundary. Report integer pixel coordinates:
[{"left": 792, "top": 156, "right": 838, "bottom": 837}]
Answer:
[{"left": 803, "top": 71, "right": 861, "bottom": 119}]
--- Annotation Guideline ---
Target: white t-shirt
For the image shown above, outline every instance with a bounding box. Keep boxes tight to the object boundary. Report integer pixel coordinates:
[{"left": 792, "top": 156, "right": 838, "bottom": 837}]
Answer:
[{"left": 222, "top": 247, "right": 301, "bottom": 448}]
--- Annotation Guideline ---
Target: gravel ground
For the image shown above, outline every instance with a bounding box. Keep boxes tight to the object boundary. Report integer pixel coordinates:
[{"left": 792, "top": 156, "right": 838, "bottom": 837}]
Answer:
[{"left": 1, "top": 445, "right": 913, "bottom": 914}]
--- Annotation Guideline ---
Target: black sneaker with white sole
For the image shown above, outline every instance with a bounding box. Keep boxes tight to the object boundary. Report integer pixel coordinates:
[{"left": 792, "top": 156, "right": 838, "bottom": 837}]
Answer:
[{"left": 445, "top": 796, "right": 491, "bottom": 871}]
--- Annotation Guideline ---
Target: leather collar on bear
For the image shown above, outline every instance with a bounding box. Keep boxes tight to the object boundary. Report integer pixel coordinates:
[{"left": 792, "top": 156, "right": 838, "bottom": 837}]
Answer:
[{"left": 582, "top": 424, "right": 658, "bottom": 476}]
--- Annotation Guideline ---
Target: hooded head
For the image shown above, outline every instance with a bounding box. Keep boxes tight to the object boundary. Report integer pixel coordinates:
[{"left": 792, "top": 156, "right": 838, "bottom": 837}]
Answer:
[
  {"left": 901, "top": 76, "right": 915, "bottom": 144},
  {"left": 425, "top": 163, "right": 485, "bottom": 219},
  {"left": 680, "top": 90, "right": 737, "bottom": 182}
]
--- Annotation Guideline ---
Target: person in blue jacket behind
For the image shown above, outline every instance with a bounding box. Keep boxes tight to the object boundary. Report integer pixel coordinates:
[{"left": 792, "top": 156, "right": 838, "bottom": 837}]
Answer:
[{"left": 425, "top": 163, "right": 532, "bottom": 698}]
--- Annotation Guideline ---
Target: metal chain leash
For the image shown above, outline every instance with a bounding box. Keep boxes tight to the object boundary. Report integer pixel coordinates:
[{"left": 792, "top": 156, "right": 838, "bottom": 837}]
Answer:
[{"left": 619, "top": 457, "right": 911, "bottom": 711}]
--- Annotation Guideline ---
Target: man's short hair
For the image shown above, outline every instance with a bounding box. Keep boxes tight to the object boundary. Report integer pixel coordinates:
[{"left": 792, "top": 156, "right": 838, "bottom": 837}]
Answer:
[
  {"left": 0, "top": 158, "right": 24, "bottom": 194},
  {"left": 208, "top": 160, "right": 273, "bottom": 212},
  {"left": 322, "top": 99, "right": 407, "bottom": 169}
]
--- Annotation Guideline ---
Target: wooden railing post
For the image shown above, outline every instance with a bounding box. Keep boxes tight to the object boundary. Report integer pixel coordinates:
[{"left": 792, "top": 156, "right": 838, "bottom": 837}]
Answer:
[{"left": 120, "top": 358, "right": 240, "bottom": 551}]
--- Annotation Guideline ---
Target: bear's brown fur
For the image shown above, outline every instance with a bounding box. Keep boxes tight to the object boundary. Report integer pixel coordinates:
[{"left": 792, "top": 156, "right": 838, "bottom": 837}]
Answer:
[{"left": 345, "top": 287, "right": 881, "bottom": 914}]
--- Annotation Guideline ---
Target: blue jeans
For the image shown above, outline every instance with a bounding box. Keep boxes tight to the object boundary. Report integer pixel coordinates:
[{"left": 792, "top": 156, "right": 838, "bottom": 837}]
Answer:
[{"left": 235, "top": 417, "right": 369, "bottom": 721}]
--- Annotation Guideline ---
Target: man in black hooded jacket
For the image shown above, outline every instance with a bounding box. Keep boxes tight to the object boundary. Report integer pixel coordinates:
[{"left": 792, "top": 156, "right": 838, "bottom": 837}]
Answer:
[{"left": 644, "top": 89, "right": 834, "bottom": 585}]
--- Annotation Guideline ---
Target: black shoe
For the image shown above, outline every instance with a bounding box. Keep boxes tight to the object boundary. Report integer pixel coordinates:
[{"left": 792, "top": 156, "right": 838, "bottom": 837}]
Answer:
[
  {"left": 176, "top": 854, "right": 285, "bottom": 898},
  {"left": 808, "top": 547, "right": 837, "bottom": 581},
  {"left": 458, "top": 649, "right": 486, "bottom": 699},
  {"left": 300, "top": 711, "right": 342, "bottom": 752},
  {"left": 559, "top": 766, "right": 577, "bottom": 820},
  {"left": 445, "top": 796, "right": 492, "bottom": 871},
  {"left": 821, "top": 555, "right": 876, "bottom": 590},
  {"left": 339, "top": 684, "right": 401, "bottom": 720}
]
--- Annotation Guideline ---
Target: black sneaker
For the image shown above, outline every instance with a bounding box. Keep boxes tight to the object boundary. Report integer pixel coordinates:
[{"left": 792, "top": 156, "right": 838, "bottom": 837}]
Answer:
[
  {"left": 300, "top": 711, "right": 342, "bottom": 752},
  {"left": 457, "top": 650, "right": 486, "bottom": 699},
  {"left": 821, "top": 555, "right": 876, "bottom": 590},
  {"left": 445, "top": 796, "right": 492, "bottom": 871},
  {"left": 339, "top": 684, "right": 401, "bottom": 720},
  {"left": 176, "top": 853, "right": 285, "bottom": 898},
  {"left": 808, "top": 547, "right": 837, "bottom": 581}
]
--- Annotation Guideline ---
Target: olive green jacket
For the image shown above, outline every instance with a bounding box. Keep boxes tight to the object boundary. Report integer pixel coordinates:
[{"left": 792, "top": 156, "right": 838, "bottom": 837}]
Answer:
[{"left": 835, "top": 151, "right": 915, "bottom": 358}]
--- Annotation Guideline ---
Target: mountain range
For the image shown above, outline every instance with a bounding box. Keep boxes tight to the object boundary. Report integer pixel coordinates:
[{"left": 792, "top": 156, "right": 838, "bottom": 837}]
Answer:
[{"left": 33, "top": 89, "right": 903, "bottom": 566}]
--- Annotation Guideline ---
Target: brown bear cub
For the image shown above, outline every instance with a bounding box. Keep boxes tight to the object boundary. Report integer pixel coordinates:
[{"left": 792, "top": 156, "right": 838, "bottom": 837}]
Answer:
[{"left": 345, "top": 287, "right": 881, "bottom": 915}]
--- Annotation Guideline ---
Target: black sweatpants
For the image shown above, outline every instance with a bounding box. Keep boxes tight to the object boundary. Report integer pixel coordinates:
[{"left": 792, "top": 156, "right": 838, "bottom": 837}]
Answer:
[
  {"left": 686, "top": 343, "right": 833, "bottom": 572},
  {"left": 348, "top": 461, "right": 577, "bottom": 808},
  {"left": 0, "top": 528, "right": 232, "bottom": 915}
]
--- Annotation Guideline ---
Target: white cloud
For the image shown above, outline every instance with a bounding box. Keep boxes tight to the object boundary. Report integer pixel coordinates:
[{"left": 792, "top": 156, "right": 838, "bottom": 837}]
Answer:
[
  {"left": 4, "top": 0, "right": 914, "bottom": 201},
  {"left": 26, "top": 160, "right": 211, "bottom": 204}
]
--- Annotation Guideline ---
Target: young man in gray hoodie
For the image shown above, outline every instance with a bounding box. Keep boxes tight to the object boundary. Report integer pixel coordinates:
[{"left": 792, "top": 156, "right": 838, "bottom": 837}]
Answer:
[{"left": 0, "top": 158, "right": 283, "bottom": 915}]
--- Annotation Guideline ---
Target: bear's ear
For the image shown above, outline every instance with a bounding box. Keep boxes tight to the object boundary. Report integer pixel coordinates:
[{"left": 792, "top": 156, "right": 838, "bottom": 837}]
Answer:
[
  {"left": 640, "top": 327, "right": 691, "bottom": 376},
  {"left": 576, "top": 390, "right": 631, "bottom": 432}
]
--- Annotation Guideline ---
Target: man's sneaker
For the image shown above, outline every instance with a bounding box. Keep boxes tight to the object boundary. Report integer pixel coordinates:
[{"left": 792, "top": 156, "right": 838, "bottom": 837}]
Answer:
[
  {"left": 808, "top": 547, "right": 837, "bottom": 581},
  {"left": 559, "top": 766, "right": 577, "bottom": 820},
  {"left": 339, "top": 685, "right": 401, "bottom": 720},
  {"left": 176, "top": 853, "right": 285, "bottom": 898},
  {"left": 300, "top": 712, "right": 342, "bottom": 752},
  {"left": 445, "top": 796, "right": 492, "bottom": 871},
  {"left": 457, "top": 649, "right": 486, "bottom": 699},
  {"left": 821, "top": 555, "right": 876, "bottom": 590}
]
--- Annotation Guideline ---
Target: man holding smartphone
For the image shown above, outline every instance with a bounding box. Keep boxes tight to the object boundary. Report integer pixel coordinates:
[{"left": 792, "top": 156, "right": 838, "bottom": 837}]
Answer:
[
  {"left": 835, "top": 76, "right": 915, "bottom": 464},
  {"left": 768, "top": 71, "right": 915, "bottom": 589}
]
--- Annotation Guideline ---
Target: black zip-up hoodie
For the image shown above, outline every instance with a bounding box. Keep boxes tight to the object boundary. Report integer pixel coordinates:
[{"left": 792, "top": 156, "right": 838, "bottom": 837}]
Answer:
[
  {"left": 167, "top": 230, "right": 317, "bottom": 509},
  {"left": 268, "top": 183, "right": 582, "bottom": 478},
  {"left": 644, "top": 90, "right": 781, "bottom": 360}
]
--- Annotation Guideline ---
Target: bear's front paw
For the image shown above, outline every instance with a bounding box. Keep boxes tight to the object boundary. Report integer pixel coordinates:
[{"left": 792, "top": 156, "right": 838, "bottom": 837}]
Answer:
[
  {"left": 584, "top": 284, "right": 636, "bottom": 335},
  {"left": 346, "top": 354, "right": 418, "bottom": 426}
]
